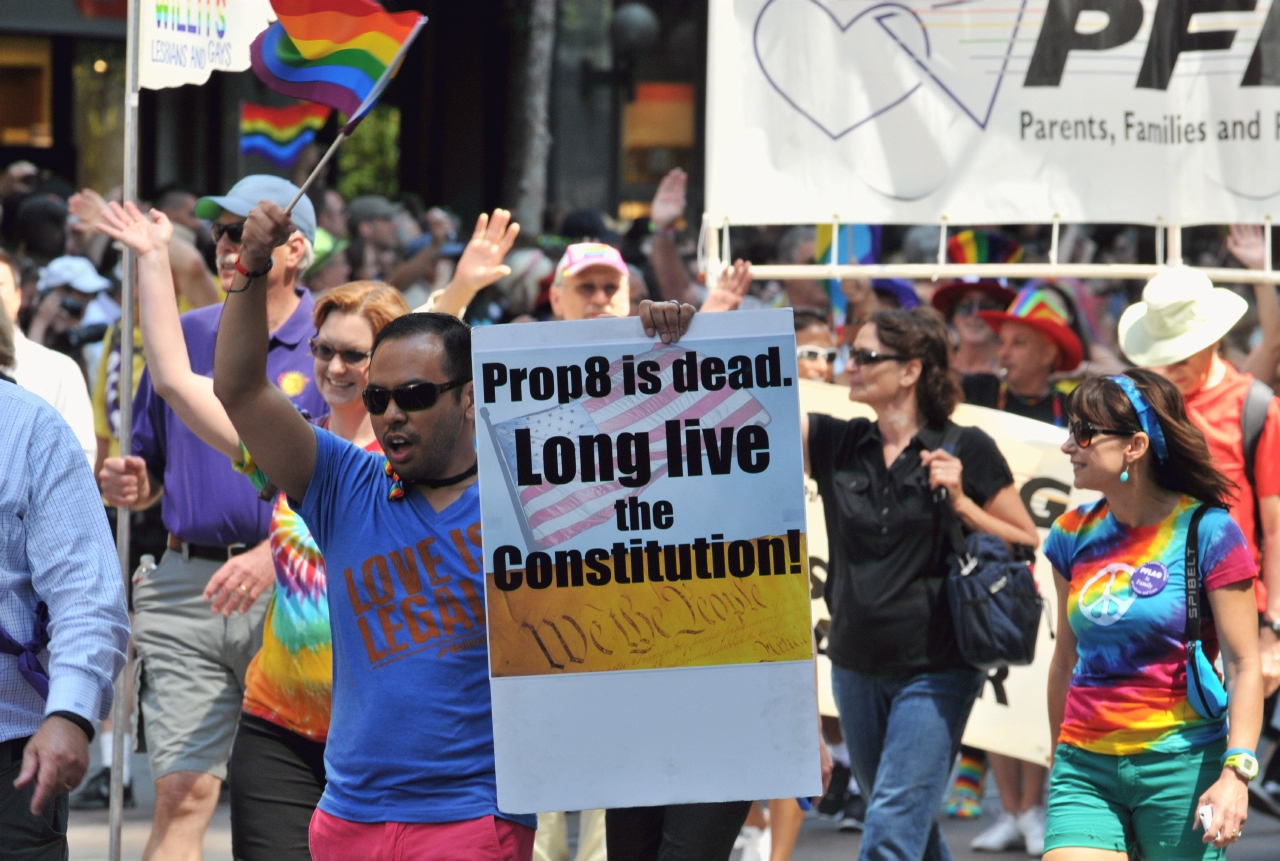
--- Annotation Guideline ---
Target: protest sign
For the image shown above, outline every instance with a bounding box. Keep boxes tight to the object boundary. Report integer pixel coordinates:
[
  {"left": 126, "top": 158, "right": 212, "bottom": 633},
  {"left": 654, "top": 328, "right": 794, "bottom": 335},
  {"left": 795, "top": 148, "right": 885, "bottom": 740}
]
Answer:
[
  {"left": 139, "top": 0, "right": 276, "bottom": 90},
  {"left": 799, "top": 380, "right": 1097, "bottom": 766},
  {"left": 707, "top": 0, "right": 1280, "bottom": 226},
  {"left": 475, "top": 311, "right": 821, "bottom": 813}
]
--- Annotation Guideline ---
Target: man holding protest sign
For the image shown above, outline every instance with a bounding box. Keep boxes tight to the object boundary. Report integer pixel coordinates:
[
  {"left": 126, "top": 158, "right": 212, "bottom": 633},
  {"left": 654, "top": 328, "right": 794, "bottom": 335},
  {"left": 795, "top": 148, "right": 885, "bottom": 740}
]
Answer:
[{"left": 210, "top": 200, "right": 696, "bottom": 859}]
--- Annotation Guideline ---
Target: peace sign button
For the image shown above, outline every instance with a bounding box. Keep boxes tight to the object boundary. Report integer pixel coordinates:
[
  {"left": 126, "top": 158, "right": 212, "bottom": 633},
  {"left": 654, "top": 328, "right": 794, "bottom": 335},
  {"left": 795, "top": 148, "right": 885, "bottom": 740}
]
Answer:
[{"left": 1131, "top": 562, "right": 1169, "bottom": 597}]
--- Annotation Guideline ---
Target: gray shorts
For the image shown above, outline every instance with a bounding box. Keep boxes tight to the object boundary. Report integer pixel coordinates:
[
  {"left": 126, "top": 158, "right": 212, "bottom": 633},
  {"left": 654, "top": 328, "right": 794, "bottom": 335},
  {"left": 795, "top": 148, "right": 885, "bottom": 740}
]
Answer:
[{"left": 132, "top": 549, "right": 270, "bottom": 781}]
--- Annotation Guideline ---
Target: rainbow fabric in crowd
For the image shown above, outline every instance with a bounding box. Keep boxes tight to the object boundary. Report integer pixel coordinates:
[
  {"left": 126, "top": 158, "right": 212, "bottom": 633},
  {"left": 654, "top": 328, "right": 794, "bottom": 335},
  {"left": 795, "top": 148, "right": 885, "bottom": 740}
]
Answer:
[
  {"left": 241, "top": 493, "right": 334, "bottom": 741},
  {"left": 250, "top": 0, "right": 426, "bottom": 133},
  {"left": 239, "top": 102, "right": 331, "bottom": 169},
  {"left": 1044, "top": 496, "right": 1255, "bottom": 756}
]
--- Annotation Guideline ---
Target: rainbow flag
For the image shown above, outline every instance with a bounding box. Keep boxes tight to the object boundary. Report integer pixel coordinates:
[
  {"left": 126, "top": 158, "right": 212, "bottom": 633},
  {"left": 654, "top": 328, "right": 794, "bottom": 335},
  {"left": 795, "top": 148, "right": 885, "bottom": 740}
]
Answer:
[
  {"left": 240, "top": 102, "right": 332, "bottom": 169},
  {"left": 250, "top": 0, "right": 426, "bottom": 134}
]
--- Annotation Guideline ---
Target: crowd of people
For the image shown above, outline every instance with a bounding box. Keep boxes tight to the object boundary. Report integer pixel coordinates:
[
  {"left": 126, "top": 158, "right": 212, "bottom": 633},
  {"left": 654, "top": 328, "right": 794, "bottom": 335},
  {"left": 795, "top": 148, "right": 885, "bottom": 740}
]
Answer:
[{"left": 0, "top": 152, "right": 1278, "bottom": 861}]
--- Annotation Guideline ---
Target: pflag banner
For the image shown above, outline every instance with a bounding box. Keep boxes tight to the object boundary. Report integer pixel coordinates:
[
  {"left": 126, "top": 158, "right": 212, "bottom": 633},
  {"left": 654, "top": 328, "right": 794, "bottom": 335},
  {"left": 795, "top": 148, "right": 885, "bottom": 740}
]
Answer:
[
  {"left": 138, "top": 0, "right": 277, "bottom": 90},
  {"left": 799, "top": 380, "right": 1099, "bottom": 766},
  {"left": 240, "top": 102, "right": 331, "bottom": 168},
  {"left": 707, "top": 0, "right": 1280, "bottom": 227},
  {"left": 249, "top": 0, "right": 426, "bottom": 133},
  {"left": 475, "top": 311, "right": 821, "bottom": 813}
]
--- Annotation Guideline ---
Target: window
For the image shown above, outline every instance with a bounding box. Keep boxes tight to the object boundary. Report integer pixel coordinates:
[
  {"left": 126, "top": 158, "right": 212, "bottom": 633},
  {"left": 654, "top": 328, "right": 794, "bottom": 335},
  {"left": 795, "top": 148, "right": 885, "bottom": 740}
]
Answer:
[{"left": 0, "top": 37, "right": 53, "bottom": 148}]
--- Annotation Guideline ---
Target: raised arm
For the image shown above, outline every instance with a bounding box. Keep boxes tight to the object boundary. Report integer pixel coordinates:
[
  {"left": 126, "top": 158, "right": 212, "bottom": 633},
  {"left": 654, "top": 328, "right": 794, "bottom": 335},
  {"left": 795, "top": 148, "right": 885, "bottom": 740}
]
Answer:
[
  {"left": 212, "top": 202, "right": 317, "bottom": 502},
  {"left": 415, "top": 209, "right": 521, "bottom": 317},
  {"left": 648, "top": 168, "right": 703, "bottom": 306},
  {"left": 97, "top": 202, "right": 240, "bottom": 460},
  {"left": 1229, "top": 225, "right": 1280, "bottom": 388}
]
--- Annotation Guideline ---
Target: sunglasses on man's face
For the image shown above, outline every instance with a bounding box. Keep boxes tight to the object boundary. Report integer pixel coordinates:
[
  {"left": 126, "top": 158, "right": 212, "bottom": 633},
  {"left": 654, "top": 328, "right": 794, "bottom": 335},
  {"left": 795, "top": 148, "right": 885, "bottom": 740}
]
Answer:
[
  {"left": 848, "top": 348, "right": 906, "bottom": 368},
  {"left": 362, "top": 379, "right": 469, "bottom": 416},
  {"left": 797, "top": 346, "right": 838, "bottom": 364},
  {"left": 309, "top": 338, "right": 371, "bottom": 366},
  {"left": 574, "top": 280, "right": 621, "bottom": 300},
  {"left": 1069, "top": 420, "right": 1138, "bottom": 448},
  {"left": 211, "top": 221, "right": 245, "bottom": 245}
]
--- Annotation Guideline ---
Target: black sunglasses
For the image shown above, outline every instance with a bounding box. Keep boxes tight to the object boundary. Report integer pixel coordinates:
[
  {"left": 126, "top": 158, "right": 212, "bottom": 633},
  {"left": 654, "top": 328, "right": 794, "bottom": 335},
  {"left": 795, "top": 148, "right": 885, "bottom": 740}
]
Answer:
[
  {"left": 849, "top": 348, "right": 907, "bottom": 367},
  {"left": 309, "top": 338, "right": 371, "bottom": 366},
  {"left": 1069, "top": 420, "right": 1138, "bottom": 448},
  {"left": 362, "top": 379, "right": 469, "bottom": 415},
  {"left": 211, "top": 222, "right": 245, "bottom": 244}
]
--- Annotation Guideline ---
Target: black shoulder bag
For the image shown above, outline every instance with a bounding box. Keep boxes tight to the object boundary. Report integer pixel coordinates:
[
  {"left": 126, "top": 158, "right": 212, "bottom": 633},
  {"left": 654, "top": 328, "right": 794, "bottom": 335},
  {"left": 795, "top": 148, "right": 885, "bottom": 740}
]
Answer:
[{"left": 935, "top": 425, "right": 1043, "bottom": 670}]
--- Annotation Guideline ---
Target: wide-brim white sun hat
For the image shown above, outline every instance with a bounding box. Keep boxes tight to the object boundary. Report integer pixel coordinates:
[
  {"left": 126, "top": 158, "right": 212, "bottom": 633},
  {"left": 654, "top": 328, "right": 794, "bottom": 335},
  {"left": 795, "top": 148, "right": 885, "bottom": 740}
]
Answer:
[{"left": 1118, "top": 267, "right": 1248, "bottom": 368}]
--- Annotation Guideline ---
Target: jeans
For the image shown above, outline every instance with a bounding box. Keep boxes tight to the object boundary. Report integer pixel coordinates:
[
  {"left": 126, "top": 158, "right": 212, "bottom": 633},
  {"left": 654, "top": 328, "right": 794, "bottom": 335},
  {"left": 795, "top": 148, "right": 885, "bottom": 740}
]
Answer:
[
  {"left": 604, "top": 801, "right": 753, "bottom": 861},
  {"left": 831, "top": 664, "right": 984, "bottom": 861},
  {"left": 0, "top": 737, "right": 69, "bottom": 861},
  {"left": 229, "top": 714, "right": 326, "bottom": 861}
]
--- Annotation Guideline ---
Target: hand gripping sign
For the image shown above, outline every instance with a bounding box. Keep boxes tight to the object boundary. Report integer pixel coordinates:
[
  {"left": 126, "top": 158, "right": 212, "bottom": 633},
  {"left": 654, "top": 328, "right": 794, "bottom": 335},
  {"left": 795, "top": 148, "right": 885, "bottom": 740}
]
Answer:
[{"left": 475, "top": 311, "right": 821, "bottom": 813}]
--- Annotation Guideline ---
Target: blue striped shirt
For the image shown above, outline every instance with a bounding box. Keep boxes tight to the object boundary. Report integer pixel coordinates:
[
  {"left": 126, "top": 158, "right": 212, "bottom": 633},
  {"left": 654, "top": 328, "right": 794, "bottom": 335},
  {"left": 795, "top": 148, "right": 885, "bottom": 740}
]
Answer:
[{"left": 0, "top": 381, "right": 129, "bottom": 741}]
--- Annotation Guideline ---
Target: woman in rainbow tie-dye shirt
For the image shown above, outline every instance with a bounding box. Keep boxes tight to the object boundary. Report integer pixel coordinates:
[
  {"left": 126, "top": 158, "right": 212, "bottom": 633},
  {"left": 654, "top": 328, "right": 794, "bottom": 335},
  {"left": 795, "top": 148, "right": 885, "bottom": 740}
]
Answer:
[{"left": 1043, "top": 370, "right": 1262, "bottom": 861}]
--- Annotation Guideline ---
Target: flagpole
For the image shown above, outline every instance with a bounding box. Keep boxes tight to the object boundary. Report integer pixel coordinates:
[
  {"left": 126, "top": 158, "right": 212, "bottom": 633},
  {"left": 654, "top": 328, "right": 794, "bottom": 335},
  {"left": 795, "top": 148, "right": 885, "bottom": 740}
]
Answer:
[
  {"left": 110, "top": 0, "right": 140, "bottom": 858},
  {"left": 285, "top": 131, "right": 346, "bottom": 214}
]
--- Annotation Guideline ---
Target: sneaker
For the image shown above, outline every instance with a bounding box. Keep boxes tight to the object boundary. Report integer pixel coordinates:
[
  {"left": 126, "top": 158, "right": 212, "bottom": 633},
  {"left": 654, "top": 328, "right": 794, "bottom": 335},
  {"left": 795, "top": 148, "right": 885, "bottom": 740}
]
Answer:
[
  {"left": 818, "top": 763, "right": 853, "bottom": 816},
  {"left": 1248, "top": 781, "right": 1280, "bottom": 820},
  {"left": 838, "top": 795, "right": 866, "bottom": 832},
  {"left": 1017, "top": 806, "right": 1046, "bottom": 857},
  {"left": 971, "top": 811, "right": 1025, "bottom": 852},
  {"left": 69, "top": 767, "right": 134, "bottom": 810},
  {"left": 738, "top": 825, "right": 770, "bottom": 861}
]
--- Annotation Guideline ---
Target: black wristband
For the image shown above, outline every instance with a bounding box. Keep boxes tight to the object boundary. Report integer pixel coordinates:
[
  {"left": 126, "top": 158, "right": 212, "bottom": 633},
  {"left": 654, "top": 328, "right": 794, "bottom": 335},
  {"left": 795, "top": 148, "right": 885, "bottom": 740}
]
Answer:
[{"left": 48, "top": 711, "right": 95, "bottom": 742}]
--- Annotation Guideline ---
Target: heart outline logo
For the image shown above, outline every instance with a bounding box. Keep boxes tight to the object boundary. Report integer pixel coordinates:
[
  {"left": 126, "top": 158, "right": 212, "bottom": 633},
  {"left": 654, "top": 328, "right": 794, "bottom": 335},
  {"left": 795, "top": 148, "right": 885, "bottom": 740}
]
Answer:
[{"left": 752, "top": 0, "right": 1029, "bottom": 138}]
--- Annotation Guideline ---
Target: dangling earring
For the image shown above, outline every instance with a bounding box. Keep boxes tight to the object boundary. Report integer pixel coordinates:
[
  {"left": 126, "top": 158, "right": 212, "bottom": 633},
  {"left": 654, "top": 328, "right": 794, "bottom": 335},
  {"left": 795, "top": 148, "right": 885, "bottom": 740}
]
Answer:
[{"left": 1120, "top": 467, "right": 1130, "bottom": 483}]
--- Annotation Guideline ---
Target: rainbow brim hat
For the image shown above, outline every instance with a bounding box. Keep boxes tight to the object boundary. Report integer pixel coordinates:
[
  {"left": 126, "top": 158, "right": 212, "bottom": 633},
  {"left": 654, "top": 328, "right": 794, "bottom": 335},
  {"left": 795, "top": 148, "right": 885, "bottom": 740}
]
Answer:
[{"left": 978, "top": 286, "right": 1085, "bottom": 372}]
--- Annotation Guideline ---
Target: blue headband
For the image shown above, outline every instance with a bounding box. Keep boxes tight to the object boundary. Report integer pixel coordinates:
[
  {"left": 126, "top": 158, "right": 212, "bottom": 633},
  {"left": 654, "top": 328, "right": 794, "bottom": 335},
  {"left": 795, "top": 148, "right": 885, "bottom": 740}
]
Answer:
[{"left": 1109, "top": 375, "right": 1169, "bottom": 462}]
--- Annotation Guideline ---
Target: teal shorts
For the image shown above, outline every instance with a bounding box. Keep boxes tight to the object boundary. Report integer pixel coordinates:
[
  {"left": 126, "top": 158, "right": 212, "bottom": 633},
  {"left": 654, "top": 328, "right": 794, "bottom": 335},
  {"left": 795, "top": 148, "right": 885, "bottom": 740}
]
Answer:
[{"left": 1045, "top": 741, "right": 1226, "bottom": 861}]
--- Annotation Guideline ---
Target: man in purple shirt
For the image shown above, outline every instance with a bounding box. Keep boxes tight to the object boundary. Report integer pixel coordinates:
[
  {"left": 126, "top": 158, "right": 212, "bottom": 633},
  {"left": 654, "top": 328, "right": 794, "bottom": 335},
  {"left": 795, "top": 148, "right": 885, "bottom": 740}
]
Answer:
[{"left": 100, "top": 176, "right": 326, "bottom": 861}]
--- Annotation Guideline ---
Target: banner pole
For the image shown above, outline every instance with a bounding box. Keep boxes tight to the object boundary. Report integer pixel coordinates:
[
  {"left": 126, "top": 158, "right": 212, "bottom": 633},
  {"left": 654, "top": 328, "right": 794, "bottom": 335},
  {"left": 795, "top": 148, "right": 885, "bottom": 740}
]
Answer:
[
  {"left": 1167, "top": 223, "right": 1182, "bottom": 265},
  {"left": 1049, "top": 215, "right": 1060, "bottom": 267},
  {"left": 828, "top": 217, "right": 839, "bottom": 281},
  {"left": 1267, "top": 218, "right": 1273, "bottom": 273},
  {"left": 705, "top": 215, "right": 721, "bottom": 292},
  {"left": 935, "top": 217, "right": 948, "bottom": 279},
  {"left": 109, "top": 1, "right": 141, "bottom": 858},
  {"left": 1155, "top": 218, "right": 1164, "bottom": 266}
]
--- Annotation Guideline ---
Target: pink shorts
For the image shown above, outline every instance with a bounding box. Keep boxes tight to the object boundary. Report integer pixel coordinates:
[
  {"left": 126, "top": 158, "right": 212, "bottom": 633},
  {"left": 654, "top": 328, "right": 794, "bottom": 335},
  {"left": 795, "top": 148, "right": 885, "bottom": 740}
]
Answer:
[{"left": 309, "top": 807, "right": 535, "bottom": 861}]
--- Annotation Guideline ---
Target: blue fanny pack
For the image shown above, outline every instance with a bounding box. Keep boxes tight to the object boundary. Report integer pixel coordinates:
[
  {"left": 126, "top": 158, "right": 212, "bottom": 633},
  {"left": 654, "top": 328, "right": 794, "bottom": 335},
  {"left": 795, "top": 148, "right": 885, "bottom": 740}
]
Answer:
[{"left": 1184, "top": 504, "right": 1229, "bottom": 720}]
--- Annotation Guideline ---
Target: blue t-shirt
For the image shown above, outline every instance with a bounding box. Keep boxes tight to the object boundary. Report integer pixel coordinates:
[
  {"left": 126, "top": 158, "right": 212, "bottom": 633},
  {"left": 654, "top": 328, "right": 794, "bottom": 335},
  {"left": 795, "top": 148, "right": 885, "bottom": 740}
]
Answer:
[{"left": 298, "top": 427, "right": 534, "bottom": 827}]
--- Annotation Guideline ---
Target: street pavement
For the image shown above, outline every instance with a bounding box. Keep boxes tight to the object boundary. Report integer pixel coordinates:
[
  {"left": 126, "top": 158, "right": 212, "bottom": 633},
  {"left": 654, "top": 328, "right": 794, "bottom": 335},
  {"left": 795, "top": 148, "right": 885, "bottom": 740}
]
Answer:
[{"left": 67, "top": 755, "right": 1280, "bottom": 860}]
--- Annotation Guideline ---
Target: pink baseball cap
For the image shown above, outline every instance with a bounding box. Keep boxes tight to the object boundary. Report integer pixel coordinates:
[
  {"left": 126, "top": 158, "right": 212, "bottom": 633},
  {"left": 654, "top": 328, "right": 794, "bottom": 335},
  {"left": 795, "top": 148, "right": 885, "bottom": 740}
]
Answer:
[{"left": 553, "top": 242, "right": 628, "bottom": 284}]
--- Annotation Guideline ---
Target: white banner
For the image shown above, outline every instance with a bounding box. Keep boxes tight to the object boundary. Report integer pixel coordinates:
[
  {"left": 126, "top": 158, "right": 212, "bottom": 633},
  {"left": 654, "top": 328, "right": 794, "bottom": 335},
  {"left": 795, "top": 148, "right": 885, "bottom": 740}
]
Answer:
[
  {"left": 799, "top": 380, "right": 1098, "bottom": 765},
  {"left": 707, "top": 0, "right": 1280, "bottom": 226},
  {"left": 138, "top": 0, "right": 276, "bottom": 90},
  {"left": 475, "top": 311, "right": 821, "bottom": 813}
]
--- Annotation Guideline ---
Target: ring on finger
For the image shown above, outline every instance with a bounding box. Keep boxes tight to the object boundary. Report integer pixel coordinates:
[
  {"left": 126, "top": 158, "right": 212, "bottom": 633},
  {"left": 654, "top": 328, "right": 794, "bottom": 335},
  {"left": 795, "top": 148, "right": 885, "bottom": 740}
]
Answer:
[{"left": 238, "top": 584, "right": 249, "bottom": 592}]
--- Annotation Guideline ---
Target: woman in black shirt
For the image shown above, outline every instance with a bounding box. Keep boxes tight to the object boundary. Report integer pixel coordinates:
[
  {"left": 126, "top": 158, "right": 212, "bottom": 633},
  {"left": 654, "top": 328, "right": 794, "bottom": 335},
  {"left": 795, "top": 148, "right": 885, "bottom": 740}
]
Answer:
[{"left": 802, "top": 307, "right": 1038, "bottom": 861}]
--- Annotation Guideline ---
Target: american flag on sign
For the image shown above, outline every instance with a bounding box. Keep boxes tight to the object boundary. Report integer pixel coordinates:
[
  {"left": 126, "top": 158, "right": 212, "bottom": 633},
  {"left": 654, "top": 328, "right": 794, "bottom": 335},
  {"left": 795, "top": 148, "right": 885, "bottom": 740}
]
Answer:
[{"left": 482, "top": 345, "right": 772, "bottom": 549}]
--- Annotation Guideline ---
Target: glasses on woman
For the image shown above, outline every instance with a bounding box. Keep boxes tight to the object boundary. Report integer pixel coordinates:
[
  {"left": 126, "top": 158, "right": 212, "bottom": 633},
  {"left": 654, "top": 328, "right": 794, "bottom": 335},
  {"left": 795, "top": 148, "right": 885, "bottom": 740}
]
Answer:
[
  {"left": 848, "top": 348, "right": 906, "bottom": 367},
  {"left": 1069, "top": 420, "right": 1138, "bottom": 448},
  {"left": 797, "top": 346, "right": 838, "bottom": 364},
  {"left": 211, "top": 222, "right": 245, "bottom": 245},
  {"left": 362, "top": 379, "right": 469, "bottom": 415},
  {"left": 309, "top": 338, "right": 372, "bottom": 366},
  {"left": 954, "top": 297, "right": 1004, "bottom": 317}
]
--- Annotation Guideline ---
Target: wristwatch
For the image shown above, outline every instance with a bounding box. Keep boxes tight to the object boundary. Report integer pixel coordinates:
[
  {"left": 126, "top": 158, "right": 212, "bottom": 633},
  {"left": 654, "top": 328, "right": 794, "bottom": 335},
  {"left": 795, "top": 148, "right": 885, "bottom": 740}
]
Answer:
[{"left": 1222, "top": 748, "right": 1260, "bottom": 781}]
